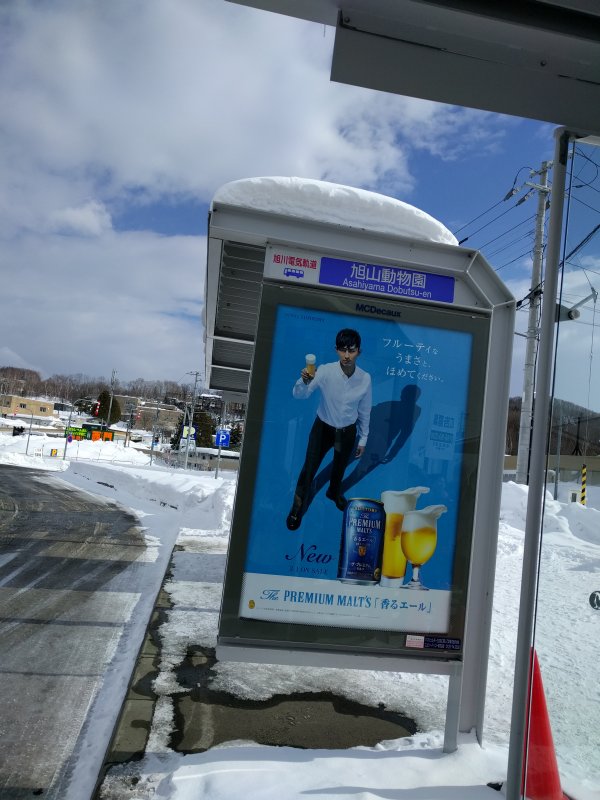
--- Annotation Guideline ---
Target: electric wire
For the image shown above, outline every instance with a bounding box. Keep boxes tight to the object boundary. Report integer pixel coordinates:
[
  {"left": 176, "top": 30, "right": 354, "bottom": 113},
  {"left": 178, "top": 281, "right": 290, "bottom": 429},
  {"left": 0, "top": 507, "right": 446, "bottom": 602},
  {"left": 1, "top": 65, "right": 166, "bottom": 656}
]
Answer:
[
  {"left": 457, "top": 197, "right": 533, "bottom": 245},
  {"left": 573, "top": 147, "right": 600, "bottom": 174},
  {"left": 564, "top": 221, "right": 600, "bottom": 262},
  {"left": 574, "top": 181, "right": 600, "bottom": 196},
  {"left": 487, "top": 229, "right": 536, "bottom": 260},
  {"left": 453, "top": 167, "right": 533, "bottom": 236},
  {"left": 453, "top": 197, "right": 507, "bottom": 236},
  {"left": 477, "top": 213, "right": 537, "bottom": 250},
  {"left": 569, "top": 193, "right": 600, "bottom": 217},
  {"left": 584, "top": 296, "right": 597, "bottom": 453},
  {"left": 494, "top": 249, "right": 533, "bottom": 272},
  {"left": 573, "top": 153, "right": 600, "bottom": 192},
  {"left": 565, "top": 264, "right": 600, "bottom": 279}
]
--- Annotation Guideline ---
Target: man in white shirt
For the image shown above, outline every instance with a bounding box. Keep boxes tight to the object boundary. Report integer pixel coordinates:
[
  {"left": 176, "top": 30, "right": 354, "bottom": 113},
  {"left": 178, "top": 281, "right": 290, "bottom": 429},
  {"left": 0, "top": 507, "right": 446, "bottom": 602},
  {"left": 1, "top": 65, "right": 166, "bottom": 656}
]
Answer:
[{"left": 286, "top": 328, "right": 372, "bottom": 530}]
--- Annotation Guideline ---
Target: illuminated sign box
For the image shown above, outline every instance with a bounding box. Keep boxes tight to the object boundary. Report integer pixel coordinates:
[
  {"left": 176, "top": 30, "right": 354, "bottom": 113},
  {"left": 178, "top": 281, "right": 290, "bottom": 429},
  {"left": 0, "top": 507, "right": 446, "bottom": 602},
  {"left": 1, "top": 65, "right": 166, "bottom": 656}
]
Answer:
[{"left": 223, "top": 284, "right": 487, "bottom": 654}]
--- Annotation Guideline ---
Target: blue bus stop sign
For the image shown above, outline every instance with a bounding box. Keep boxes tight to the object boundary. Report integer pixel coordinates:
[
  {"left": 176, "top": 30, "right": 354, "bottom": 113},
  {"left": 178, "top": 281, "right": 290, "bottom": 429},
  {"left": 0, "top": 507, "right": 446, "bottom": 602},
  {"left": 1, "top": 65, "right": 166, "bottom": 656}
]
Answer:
[{"left": 216, "top": 429, "right": 230, "bottom": 448}]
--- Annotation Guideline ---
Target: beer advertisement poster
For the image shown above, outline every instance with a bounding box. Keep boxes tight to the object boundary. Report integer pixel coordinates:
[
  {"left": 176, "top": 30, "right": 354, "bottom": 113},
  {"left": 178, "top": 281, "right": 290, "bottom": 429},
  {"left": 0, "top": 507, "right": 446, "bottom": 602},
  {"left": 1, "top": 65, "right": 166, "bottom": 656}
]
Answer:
[{"left": 221, "top": 284, "right": 487, "bottom": 654}]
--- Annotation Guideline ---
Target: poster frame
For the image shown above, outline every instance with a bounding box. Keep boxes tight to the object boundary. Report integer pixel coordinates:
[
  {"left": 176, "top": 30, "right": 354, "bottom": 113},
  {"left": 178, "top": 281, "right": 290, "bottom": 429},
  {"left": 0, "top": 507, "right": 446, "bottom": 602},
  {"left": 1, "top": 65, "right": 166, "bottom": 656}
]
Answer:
[{"left": 218, "top": 281, "right": 491, "bottom": 661}]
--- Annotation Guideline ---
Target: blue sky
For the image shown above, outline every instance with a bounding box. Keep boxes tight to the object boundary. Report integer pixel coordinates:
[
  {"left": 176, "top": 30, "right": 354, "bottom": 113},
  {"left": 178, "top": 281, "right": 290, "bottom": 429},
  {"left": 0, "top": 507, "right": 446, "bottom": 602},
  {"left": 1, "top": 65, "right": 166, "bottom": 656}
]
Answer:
[{"left": 1, "top": 0, "right": 598, "bottom": 408}]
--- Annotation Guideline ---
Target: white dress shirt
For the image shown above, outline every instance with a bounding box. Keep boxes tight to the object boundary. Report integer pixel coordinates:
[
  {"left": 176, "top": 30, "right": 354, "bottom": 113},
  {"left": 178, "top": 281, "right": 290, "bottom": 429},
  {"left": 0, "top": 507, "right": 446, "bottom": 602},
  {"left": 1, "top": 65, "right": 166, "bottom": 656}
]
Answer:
[{"left": 293, "top": 361, "right": 372, "bottom": 446}]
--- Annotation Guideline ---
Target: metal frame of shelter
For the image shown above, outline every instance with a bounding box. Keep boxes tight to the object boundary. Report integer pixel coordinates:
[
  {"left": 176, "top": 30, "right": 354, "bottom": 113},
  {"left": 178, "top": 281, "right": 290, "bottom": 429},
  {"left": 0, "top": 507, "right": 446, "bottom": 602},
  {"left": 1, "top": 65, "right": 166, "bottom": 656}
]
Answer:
[
  {"left": 505, "top": 126, "right": 600, "bottom": 798},
  {"left": 204, "top": 186, "right": 515, "bottom": 753}
]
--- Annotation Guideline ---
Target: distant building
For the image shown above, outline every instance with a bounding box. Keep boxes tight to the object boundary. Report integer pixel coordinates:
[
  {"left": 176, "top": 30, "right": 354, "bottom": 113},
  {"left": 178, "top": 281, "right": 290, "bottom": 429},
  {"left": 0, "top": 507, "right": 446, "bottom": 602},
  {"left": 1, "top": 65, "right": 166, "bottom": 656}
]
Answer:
[
  {"left": 113, "top": 394, "right": 142, "bottom": 413},
  {"left": 53, "top": 401, "right": 74, "bottom": 412},
  {"left": 199, "top": 393, "right": 246, "bottom": 422},
  {"left": 112, "top": 395, "right": 182, "bottom": 435},
  {"left": 0, "top": 394, "right": 54, "bottom": 421},
  {"left": 135, "top": 403, "right": 182, "bottom": 434}
]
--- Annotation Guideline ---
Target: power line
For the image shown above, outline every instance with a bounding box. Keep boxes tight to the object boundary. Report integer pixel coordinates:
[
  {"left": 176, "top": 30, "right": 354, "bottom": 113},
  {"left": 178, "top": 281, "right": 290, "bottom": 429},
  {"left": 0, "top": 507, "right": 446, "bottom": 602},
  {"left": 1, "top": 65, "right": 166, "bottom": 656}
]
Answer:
[
  {"left": 477, "top": 213, "right": 537, "bottom": 251},
  {"left": 494, "top": 249, "right": 533, "bottom": 272},
  {"left": 487, "top": 229, "right": 536, "bottom": 260},
  {"left": 568, "top": 317, "right": 600, "bottom": 328},
  {"left": 574, "top": 181, "right": 600, "bottom": 196},
  {"left": 565, "top": 221, "right": 600, "bottom": 261},
  {"left": 454, "top": 169, "right": 535, "bottom": 237},
  {"left": 565, "top": 263, "right": 600, "bottom": 279},
  {"left": 574, "top": 146, "right": 600, "bottom": 172},
  {"left": 569, "top": 193, "right": 600, "bottom": 216},
  {"left": 458, "top": 198, "right": 534, "bottom": 245},
  {"left": 453, "top": 197, "right": 507, "bottom": 235}
]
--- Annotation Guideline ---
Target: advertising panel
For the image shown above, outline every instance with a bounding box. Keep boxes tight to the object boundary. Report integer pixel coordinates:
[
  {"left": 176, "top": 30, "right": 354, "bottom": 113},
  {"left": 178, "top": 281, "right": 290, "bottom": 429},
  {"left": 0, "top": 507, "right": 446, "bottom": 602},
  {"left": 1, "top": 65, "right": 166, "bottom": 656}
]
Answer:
[{"left": 220, "top": 284, "right": 489, "bottom": 657}]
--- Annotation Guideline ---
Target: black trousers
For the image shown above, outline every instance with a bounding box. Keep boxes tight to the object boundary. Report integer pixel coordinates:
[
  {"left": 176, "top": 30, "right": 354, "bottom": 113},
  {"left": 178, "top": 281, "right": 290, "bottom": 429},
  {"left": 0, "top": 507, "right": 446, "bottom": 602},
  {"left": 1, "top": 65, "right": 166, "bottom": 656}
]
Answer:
[{"left": 293, "top": 417, "right": 357, "bottom": 508}]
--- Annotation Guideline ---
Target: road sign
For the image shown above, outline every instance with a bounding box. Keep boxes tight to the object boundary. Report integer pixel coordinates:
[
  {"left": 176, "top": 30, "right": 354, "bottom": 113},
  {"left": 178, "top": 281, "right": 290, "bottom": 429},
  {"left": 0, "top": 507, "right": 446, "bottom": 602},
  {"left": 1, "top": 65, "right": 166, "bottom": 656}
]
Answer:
[
  {"left": 182, "top": 426, "right": 196, "bottom": 437},
  {"left": 215, "top": 429, "right": 230, "bottom": 447}
]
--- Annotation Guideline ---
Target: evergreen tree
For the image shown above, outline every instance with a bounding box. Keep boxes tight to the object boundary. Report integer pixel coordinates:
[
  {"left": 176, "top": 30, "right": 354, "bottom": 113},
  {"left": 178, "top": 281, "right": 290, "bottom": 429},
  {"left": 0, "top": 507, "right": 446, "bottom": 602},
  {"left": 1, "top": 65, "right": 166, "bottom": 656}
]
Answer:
[
  {"left": 229, "top": 423, "right": 243, "bottom": 450},
  {"left": 195, "top": 410, "right": 214, "bottom": 447},
  {"left": 97, "top": 391, "right": 122, "bottom": 426},
  {"left": 171, "top": 412, "right": 185, "bottom": 449},
  {"left": 109, "top": 398, "right": 122, "bottom": 425},
  {"left": 170, "top": 408, "right": 212, "bottom": 449}
]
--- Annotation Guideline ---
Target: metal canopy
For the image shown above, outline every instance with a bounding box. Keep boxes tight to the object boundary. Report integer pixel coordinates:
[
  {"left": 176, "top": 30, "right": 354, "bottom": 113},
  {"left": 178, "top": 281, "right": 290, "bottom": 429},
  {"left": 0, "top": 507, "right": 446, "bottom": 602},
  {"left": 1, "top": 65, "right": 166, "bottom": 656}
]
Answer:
[{"left": 228, "top": 0, "right": 600, "bottom": 130}]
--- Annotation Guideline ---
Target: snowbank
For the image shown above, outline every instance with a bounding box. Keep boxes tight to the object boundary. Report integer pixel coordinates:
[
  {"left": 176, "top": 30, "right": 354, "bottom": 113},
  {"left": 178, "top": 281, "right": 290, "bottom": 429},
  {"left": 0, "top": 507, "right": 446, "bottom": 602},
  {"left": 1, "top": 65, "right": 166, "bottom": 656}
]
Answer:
[
  {"left": 2, "top": 434, "right": 598, "bottom": 799},
  {"left": 213, "top": 176, "right": 458, "bottom": 246}
]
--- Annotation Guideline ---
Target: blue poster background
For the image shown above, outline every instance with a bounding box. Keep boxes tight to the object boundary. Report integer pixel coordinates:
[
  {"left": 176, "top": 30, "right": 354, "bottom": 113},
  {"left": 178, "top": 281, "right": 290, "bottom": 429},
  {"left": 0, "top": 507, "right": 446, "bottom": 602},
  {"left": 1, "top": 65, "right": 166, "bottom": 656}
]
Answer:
[{"left": 244, "top": 304, "right": 473, "bottom": 591}]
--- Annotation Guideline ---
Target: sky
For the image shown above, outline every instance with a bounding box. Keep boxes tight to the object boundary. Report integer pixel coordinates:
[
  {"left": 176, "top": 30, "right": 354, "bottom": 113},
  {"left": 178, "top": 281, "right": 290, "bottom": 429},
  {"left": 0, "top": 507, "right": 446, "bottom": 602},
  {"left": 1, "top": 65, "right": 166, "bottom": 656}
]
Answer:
[
  {"left": 1, "top": 0, "right": 600, "bottom": 409},
  {"left": 0, "top": 434, "right": 598, "bottom": 799}
]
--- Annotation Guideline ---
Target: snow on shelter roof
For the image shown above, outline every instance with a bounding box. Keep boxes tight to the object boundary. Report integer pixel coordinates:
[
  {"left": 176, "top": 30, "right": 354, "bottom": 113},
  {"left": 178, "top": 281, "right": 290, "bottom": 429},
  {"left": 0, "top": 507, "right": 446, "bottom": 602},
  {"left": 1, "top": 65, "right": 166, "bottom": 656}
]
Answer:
[{"left": 212, "top": 177, "right": 458, "bottom": 247}]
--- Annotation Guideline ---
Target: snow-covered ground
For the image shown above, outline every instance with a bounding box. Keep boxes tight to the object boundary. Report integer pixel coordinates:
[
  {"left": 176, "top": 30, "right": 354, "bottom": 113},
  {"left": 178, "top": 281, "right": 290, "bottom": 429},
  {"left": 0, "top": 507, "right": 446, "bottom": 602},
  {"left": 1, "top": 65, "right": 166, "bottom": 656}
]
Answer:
[{"left": 1, "top": 432, "right": 598, "bottom": 799}]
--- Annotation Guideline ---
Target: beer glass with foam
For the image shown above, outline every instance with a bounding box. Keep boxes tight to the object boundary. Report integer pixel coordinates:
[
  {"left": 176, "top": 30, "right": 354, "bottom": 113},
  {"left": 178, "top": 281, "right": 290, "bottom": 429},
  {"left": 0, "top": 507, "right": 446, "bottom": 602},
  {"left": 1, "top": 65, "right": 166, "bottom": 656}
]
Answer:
[
  {"left": 401, "top": 504, "right": 447, "bottom": 591},
  {"left": 305, "top": 353, "right": 316, "bottom": 377},
  {"left": 379, "top": 487, "right": 430, "bottom": 587}
]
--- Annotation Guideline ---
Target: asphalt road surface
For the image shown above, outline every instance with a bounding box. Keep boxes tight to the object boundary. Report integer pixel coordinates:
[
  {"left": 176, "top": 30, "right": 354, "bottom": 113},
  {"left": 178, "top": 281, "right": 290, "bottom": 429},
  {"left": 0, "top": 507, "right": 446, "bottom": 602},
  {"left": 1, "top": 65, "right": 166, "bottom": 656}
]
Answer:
[
  {"left": 0, "top": 464, "right": 157, "bottom": 800},
  {"left": 0, "top": 464, "right": 417, "bottom": 800}
]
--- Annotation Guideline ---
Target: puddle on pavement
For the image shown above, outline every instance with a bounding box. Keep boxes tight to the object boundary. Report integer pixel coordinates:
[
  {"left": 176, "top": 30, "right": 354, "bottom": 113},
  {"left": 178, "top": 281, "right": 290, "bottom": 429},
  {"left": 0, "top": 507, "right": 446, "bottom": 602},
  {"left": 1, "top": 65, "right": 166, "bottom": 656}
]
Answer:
[{"left": 170, "top": 645, "right": 417, "bottom": 752}]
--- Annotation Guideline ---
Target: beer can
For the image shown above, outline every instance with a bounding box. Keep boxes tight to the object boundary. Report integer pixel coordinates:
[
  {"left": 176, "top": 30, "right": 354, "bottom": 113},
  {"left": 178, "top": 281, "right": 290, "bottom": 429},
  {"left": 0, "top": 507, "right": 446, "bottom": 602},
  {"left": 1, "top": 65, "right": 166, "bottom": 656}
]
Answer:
[{"left": 338, "top": 498, "right": 385, "bottom": 584}]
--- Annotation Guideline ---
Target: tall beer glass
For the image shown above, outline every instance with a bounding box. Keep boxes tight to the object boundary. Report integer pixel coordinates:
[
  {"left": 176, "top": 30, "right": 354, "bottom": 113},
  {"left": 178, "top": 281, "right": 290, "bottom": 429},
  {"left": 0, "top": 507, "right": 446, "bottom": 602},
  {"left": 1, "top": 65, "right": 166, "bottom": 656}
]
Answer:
[
  {"left": 379, "top": 487, "right": 430, "bottom": 587},
  {"left": 401, "top": 504, "right": 447, "bottom": 590}
]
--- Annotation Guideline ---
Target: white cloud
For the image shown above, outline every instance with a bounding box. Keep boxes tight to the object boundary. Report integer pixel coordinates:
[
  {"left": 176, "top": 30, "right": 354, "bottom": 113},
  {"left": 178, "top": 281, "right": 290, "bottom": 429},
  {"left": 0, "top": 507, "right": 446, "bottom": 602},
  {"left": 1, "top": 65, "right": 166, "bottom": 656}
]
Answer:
[
  {"left": 0, "top": 230, "right": 205, "bottom": 381},
  {"left": 49, "top": 200, "right": 112, "bottom": 236},
  {"left": 0, "top": 1, "right": 509, "bottom": 220},
  {"left": 0, "top": 0, "right": 525, "bottom": 383}
]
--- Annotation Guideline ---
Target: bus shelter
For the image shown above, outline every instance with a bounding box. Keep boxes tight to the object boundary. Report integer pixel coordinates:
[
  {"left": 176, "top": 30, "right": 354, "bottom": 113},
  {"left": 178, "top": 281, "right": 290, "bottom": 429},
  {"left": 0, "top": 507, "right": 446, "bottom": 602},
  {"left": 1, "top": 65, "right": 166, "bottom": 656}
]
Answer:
[{"left": 204, "top": 176, "right": 515, "bottom": 751}]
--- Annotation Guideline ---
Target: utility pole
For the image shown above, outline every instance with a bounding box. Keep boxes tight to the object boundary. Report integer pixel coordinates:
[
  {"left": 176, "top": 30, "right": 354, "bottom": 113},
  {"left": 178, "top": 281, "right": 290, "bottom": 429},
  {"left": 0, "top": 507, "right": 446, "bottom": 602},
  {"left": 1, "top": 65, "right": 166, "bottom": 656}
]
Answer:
[
  {"left": 104, "top": 369, "right": 117, "bottom": 438},
  {"left": 124, "top": 403, "right": 135, "bottom": 447},
  {"left": 150, "top": 402, "right": 160, "bottom": 465},
  {"left": 572, "top": 416, "right": 583, "bottom": 456},
  {"left": 214, "top": 395, "right": 225, "bottom": 480},
  {"left": 553, "top": 415, "right": 563, "bottom": 500},
  {"left": 515, "top": 161, "right": 551, "bottom": 485},
  {"left": 184, "top": 371, "right": 201, "bottom": 470},
  {"left": 25, "top": 412, "right": 34, "bottom": 456}
]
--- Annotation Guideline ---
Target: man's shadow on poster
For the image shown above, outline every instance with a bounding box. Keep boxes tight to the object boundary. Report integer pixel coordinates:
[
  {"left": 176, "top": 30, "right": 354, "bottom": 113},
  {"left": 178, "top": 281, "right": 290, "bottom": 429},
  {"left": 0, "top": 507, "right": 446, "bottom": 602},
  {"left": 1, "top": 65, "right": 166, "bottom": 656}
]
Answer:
[{"left": 305, "top": 385, "right": 422, "bottom": 511}]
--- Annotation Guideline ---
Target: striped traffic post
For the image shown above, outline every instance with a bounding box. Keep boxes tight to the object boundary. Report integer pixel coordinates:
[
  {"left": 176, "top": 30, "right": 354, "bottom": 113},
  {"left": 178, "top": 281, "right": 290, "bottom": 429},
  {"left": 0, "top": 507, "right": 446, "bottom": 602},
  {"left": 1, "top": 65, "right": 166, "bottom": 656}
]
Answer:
[{"left": 581, "top": 464, "right": 587, "bottom": 506}]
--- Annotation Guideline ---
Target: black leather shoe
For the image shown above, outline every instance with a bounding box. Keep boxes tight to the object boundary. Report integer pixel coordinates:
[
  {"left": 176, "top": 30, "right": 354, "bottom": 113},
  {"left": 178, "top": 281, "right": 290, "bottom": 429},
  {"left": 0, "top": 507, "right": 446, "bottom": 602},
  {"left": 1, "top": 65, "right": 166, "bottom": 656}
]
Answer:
[
  {"left": 326, "top": 491, "right": 347, "bottom": 511},
  {"left": 286, "top": 509, "right": 302, "bottom": 530}
]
